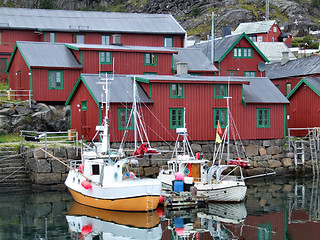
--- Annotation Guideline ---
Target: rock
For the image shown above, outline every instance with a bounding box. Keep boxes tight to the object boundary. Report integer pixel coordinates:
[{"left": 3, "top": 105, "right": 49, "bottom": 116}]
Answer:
[
  {"left": 245, "top": 167, "right": 265, "bottom": 176},
  {"left": 0, "top": 108, "right": 16, "bottom": 115},
  {"left": 202, "top": 144, "right": 213, "bottom": 153},
  {"left": 66, "top": 147, "right": 80, "bottom": 159},
  {"left": 191, "top": 143, "right": 201, "bottom": 153},
  {"left": 144, "top": 167, "right": 159, "bottom": 176},
  {"left": 259, "top": 147, "right": 266, "bottom": 156},
  {"left": 53, "top": 147, "right": 67, "bottom": 158},
  {"left": 246, "top": 145, "right": 259, "bottom": 157},
  {"left": 15, "top": 106, "right": 34, "bottom": 115},
  {"left": 30, "top": 172, "right": 62, "bottom": 184},
  {"left": 27, "top": 158, "right": 51, "bottom": 173},
  {"left": 51, "top": 158, "right": 67, "bottom": 173},
  {"left": 282, "top": 184, "right": 292, "bottom": 192},
  {"left": 2, "top": 103, "right": 14, "bottom": 108},
  {"left": 34, "top": 148, "right": 53, "bottom": 159},
  {"left": 266, "top": 146, "right": 281, "bottom": 155},
  {"left": 268, "top": 160, "right": 282, "bottom": 168},
  {"left": 282, "top": 158, "right": 293, "bottom": 167}
]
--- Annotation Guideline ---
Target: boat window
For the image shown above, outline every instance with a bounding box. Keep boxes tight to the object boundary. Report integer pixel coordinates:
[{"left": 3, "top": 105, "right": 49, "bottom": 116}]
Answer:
[{"left": 92, "top": 164, "right": 100, "bottom": 175}]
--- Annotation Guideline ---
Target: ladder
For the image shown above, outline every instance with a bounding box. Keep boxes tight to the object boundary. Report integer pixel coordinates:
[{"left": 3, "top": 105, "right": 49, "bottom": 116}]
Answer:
[
  {"left": 308, "top": 129, "right": 319, "bottom": 176},
  {"left": 294, "top": 140, "right": 306, "bottom": 170},
  {"left": 294, "top": 183, "right": 305, "bottom": 209}
]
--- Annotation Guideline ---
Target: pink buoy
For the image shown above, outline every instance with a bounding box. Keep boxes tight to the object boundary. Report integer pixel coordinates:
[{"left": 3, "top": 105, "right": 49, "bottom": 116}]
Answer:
[
  {"left": 195, "top": 152, "right": 200, "bottom": 159},
  {"left": 157, "top": 207, "right": 163, "bottom": 218},
  {"left": 158, "top": 195, "right": 163, "bottom": 203},
  {"left": 175, "top": 172, "right": 184, "bottom": 180},
  {"left": 81, "top": 180, "right": 92, "bottom": 189},
  {"left": 81, "top": 225, "right": 92, "bottom": 235},
  {"left": 175, "top": 227, "right": 185, "bottom": 236}
]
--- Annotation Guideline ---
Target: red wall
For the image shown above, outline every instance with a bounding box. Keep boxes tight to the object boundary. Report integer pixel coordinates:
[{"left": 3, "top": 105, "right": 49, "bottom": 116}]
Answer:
[
  {"left": 80, "top": 50, "right": 174, "bottom": 75},
  {"left": 1, "top": 29, "right": 184, "bottom": 47},
  {"left": 32, "top": 68, "right": 82, "bottom": 102},
  {"left": 218, "top": 38, "right": 266, "bottom": 77},
  {"left": 8, "top": 50, "right": 30, "bottom": 95},
  {"left": 70, "top": 81, "right": 286, "bottom": 142},
  {"left": 287, "top": 84, "right": 320, "bottom": 129}
]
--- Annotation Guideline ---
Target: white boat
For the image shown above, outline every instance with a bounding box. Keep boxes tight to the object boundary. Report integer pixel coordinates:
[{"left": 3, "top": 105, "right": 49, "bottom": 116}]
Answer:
[
  {"left": 66, "top": 202, "right": 162, "bottom": 240},
  {"left": 65, "top": 75, "right": 162, "bottom": 211},
  {"left": 158, "top": 104, "right": 248, "bottom": 202}
]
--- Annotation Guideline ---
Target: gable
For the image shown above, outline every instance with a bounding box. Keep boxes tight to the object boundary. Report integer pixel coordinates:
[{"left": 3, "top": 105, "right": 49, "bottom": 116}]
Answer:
[{"left": 287, "top": 77, "right": 320, "bottom": 99}]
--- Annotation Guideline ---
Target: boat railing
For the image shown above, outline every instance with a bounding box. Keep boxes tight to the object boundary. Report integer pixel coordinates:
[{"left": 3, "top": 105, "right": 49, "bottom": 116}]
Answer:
[{"left": 69, "top": 159, "right": 82, "bottom": 169}]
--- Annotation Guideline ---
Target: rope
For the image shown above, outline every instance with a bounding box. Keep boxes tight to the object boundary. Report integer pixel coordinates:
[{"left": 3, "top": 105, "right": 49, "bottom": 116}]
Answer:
[
  {"left": 39, "top": 148, "right": 100, "bottom": 186},
  {"left": 0, "top": 165, "right": 25, "bottom": 183}
]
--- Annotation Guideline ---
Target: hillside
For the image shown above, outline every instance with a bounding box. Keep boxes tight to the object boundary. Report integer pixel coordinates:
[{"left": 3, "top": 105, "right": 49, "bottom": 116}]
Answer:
[{"left": 1, "top": 0, "right": 320, "bottom": 39}]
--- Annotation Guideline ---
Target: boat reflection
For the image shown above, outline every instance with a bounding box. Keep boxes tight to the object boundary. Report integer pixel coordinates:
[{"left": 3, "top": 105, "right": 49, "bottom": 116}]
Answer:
[
  {"left": 163, "top": 202, "right": 247, "bottom": 239},
  {"left": 66, "top": 202, "right": 162, "bottom": 240}
]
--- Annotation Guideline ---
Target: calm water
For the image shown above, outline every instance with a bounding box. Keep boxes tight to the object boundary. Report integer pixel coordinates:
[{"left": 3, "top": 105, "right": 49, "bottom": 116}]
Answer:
[{"left": 0, "top": 177, "right": 320, "bottom": 239}]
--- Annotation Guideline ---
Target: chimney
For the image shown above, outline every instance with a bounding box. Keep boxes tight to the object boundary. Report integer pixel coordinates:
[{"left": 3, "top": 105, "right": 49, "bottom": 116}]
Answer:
[
  {"left": 177, "top": 62, "right": 188, "bottom": 75},
  {"left": 112, "top": 34, "right": 122, "bottom": 46},
  {"left": 222, "top": 26, "right": 232, "bottom": 37},
  {"left": 281, "top": 51, "right": 289, "bottom": 65},
  {"left": 194, "top": 34, "right": 201, "bottom": 44}
]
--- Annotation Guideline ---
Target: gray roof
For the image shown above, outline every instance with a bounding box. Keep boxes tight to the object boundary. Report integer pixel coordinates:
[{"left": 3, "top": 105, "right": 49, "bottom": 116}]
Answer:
[
  {"left": 66, "top": 43, "right": 178, "bottom": 53},
  {"left": 14, "top": 41, "right": 82, "bottom": 68},
  {"left": 287, "top": 77, "right": 320, "bottom": 99},
  {"left": 0, "top": 7, "right": 185, "bottom": 34},
  {"left": 254, "top": 42, "right": 296, "bottom": 63},
  {"left": 172, "top": 48, "right": 218, "bottom": 72},
  {"left": 242, "top": 77, "right": 289, "bottom": 104},
  {"left": 234, "top": 20, "right": 276, "bottom": 35},
  {"left": 135, "top": 74, "right": 250, "bottom": 83},
  {"left": 266, "top": 56, "right": 320, "bottom": 79},
  {"left": 189, "top": 33, "right": 243, "bottom": 62},
  {"left": 304, "top": 77, "right": 320, "bottom": 94},
  {"left": 80, "top": 74, "right": 153, "bottom": 103}
]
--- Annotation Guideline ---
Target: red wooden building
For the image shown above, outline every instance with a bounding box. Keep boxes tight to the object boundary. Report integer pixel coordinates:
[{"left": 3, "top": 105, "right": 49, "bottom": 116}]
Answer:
[
  {"left": 6, "top": 42, "right": 82, "bottom": 103},
  {"left": 191, "top": 33, "right": 269, "bottom": 77},
  {"left": 65, "top": 44, "right": 178, "bottom": 75},
  {"left": 286, "top": 77, "right": 320, "bottom": 130},
  {"left": 66, "top": 73, "right": 289, "bottom": 142},
  {"left": 234, "top": 20, "right": 292, "bottom": 47},
  {"left": 266, "top": 55, "right": 320, "bottom": 96},
  {"left": 0, "top": 7, "right": 186, "bottom": 79}
]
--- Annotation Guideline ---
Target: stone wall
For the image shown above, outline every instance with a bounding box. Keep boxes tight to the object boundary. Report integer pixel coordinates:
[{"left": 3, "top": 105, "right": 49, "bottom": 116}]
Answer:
[{"left": 25, "top": 138, "right": 316, "bottom": 185}]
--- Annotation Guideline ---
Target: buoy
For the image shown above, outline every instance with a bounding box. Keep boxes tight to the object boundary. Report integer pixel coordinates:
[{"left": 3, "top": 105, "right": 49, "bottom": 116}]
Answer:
[
  {"left": 158, "top": 195, "right": 163, "bottom": 203},
  {"left": 175, "top": 227, "right": 185, "bottom": 236},
  {"left": 81, "top": 180, "right": 92, "bottom": 189},
  {"left": 157, "top": 207, "right": 163, "bottom": 218},
  {"left": 195, "top": 152, "right": 200, "bottom": 159},
  {"left": 175, "top": 172, "right": 184, "bottom": 181},
  {"left": 78, "top": 163, "right": 84, "bottom": 174},
  {"left": 81, "top": 225, "right": 92, "bottom": 235}
]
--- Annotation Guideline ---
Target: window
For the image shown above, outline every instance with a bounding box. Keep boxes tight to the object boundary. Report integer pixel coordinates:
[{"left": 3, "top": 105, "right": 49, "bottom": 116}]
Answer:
[
  {"left": 118, "top": 108, "right": 133, "bottom": 130},
  {"left": 144, "top": 72, "right": 158, "bottom": 75},
  {"left": 92, "top": 165, "right": 100, "bottom": 175},
  {"left": 286, "top": 83, "right": 292, "bottom": 96},
  {"left": 257, "top": 223, "right": 271, "bottom": 240},
  {"left": 257, "top": 36, "right": 263, "bottom": 42},
  {"left": 49, "top": 32, "right": 56, "bottom": 42},
  {"left": 102, "top": 35, "right": 110, "bottom": 45},
  {"left": 164, "top": 37, "right": 174, "bottom": 47},
  {"left": 0, "top": 32, "right": 2, "bottom": 43},
  {"left": 273, "top": 26, "right": 277, "bottom": 32},
  {"left": 271, "top": 37, "right": 274, "bottom": 42},
  {"left": 81, "top": 101, "right": 87, "bottom": 110},
  {"left": 0, "top": 58, "right": 7, "bottom": 72},
  {"left": 48, "top": 71, "right": 63, "bottom": 90},
  {"left": 170, "top": 108, "right": 184, "bottom": 129},
  {"left": 100, "top": 52, "right": 112, "bottom": 64},
  {"left": 74, "top": 34, "right": 85, "bottom": 44},
  {"left": 257, "top": 108, "right": 270, "bottom": 128},
  {"left": 227, "top": 70, "right": 237, "bottom": 76},
  {"left": 144, "top": 53, "right": 157, "bottom": 66},
  {"left": 214, "top": 84, "right": 227, "bottom": 99},
  {"left": 249, "top": 36, "right": 257, "bottom": 42},
  {"left": 275, "top": 84, "right": 279, "bottom": 89},
  {"left": 244, "top": 71, "right": 256, "bottom": 77},
  {"left": 213, "top": 108, "right": 227, "bottom": 128},
  {"left": 233, "top": 48, "right": 253, "bottom": 58},
  {"left": 170, "top": 83, "right": 184, "bottom": 98}
]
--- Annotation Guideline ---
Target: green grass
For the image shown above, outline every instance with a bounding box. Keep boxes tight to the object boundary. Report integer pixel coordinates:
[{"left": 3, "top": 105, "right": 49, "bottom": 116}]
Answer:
[
  {"left": 0, "top": 133, "right": 21, "bottom": 143},
  {"left": 0, "top": 83, "right": 8, "bottom": 90}
]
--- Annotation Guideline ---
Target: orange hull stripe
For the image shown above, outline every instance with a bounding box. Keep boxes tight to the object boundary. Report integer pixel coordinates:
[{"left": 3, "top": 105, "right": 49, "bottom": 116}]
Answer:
[{"left": 68, "top": 188, "right": 160, "bottom": 212}]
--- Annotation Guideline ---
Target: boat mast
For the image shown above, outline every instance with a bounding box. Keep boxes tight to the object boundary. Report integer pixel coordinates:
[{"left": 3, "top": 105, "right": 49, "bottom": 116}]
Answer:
[
  {"left": 226, "top": 78, "right": 232, "bottom": 162},
  {"left": 101, "top": 73, "right": 110, "bottom": 154},
  {"left": 183, "top": 107, "right": 186, "bottom": 154},
  {"left": 133, "top": 76, "right": 137, "bottom": 151}
]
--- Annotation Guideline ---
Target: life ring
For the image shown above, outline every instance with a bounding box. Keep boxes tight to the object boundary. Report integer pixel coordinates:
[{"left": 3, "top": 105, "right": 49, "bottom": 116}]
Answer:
[
  {"left": 184, "top": 167, "right": 190, "bottom": 175},
  {"left": 187, "top": 163, "right": 192, "bottom": 177}
]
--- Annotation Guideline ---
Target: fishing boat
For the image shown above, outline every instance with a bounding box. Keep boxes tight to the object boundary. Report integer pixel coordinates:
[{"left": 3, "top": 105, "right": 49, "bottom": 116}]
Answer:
[
  {"left": 66, "top": 202, "right": 162, "bottom": 240},
  {"left": 158, "top": 102, "right": 248, "bottom": 202},
  {"left": 65, "top": 75, "right": 162, "bottom": 211}
]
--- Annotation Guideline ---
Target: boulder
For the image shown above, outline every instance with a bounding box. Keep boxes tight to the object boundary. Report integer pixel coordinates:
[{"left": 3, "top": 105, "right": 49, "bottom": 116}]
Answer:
[
  {"left": 281, "top": 158, "right": 293, "bottom": 167},
  {"left": 246, "top": 145, "right": 259, "bottom": 157},
  {"left": 27, "top": 158, "right": 51, "bottom": 173},
  {"left": 15, "top": 106, "right": 34, "bottom": 115},
  {"left": 268, "top": 160, "right": 282, "bottom": 168},
  {"left": 266, "top": 146, "right": 281, "bottom": 155},
  {"left": 259, "top": 147, "right": 266, "bottom": 156},
  {"left": 191, "top": 143, "right": 201, "bottom": 153}
]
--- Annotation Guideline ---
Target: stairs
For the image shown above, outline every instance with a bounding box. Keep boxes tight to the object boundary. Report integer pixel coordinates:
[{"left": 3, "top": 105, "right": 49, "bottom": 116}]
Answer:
[{"left": 0, "top": 147, "right": 32, "bottom": 192}]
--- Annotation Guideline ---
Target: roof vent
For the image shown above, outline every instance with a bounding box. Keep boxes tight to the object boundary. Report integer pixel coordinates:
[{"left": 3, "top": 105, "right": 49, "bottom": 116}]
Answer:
[
  {"left": 177, "top": 62, "right": 188, "bottom": 75},
  {"left": 112, "top": 34, "right": 122, "bottom": 46},
  {"left": 222, "top": 26, "right": 231, "bottom": 37},
  {"left": 281, "top": 51, "right": 289, "bottom": 65}
]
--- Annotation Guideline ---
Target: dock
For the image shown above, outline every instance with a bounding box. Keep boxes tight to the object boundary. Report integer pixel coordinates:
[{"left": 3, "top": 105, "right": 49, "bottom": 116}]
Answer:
[{"left": 161, "top": 191, "right": 208, "bottom": 209}]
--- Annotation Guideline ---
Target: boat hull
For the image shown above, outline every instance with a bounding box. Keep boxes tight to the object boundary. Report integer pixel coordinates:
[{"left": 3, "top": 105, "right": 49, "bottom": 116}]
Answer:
[
  {"left": 196, "top": 181, "right": 247, "bottom": 202},
  {"left": 66, "top": 170, "right": 161, "bottom": 211}
]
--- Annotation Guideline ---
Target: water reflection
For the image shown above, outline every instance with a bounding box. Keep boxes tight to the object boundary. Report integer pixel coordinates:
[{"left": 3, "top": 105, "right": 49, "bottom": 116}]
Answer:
[
  {"left": 2, "top": 177, "right": 320, "bottom": 239},
  {"left": 66, "top": 202, "right": 162, "bottom": 239}
]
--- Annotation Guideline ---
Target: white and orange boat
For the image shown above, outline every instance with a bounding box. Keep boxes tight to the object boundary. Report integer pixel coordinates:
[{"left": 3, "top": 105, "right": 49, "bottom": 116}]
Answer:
[{"left": 65, "top": 75, "right": 162, "bottom": 211}]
